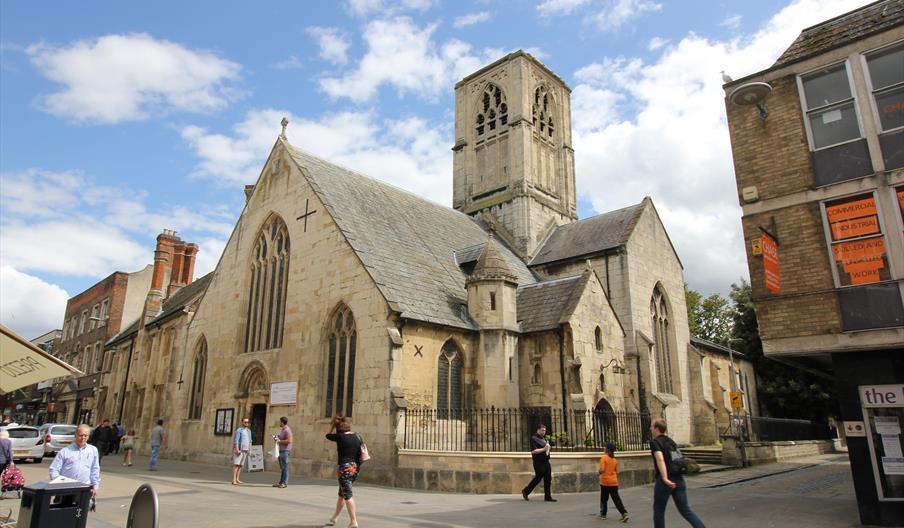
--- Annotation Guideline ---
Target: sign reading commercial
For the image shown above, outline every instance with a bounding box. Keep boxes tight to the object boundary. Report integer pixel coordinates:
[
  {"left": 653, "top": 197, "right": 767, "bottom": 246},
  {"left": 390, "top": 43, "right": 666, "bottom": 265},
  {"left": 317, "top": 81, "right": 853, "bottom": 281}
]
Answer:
[
  {"left": 761, "top": 233, "right": 780, "bottom": 294},
  {"left": 824, "top": 193, "right": 890, "bottom": 286}
]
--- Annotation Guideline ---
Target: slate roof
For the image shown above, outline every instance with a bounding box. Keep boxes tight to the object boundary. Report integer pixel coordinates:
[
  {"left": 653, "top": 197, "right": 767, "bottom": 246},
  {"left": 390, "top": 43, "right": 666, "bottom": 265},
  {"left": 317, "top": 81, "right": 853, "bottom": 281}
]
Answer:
[
  {"left": 106, "top": 273, "right": 212, "bottom": 347},
  {"left": 470, "top": 236, "right": 517, "bottom": 283},
  {"left": 530, "top": 201, "right": 646, "bottom": 266},
  {"left": 516, "top": 272, "right": 590, "bottom": 332},
  {"left": 285, "top": 141, "right": 537, "bottom": 330},
  {"left": 773, "top": 0, "right": 904, "bottom": 68},
  {"left": 690, "top": 336, "right": 748, "bottom": 360}
]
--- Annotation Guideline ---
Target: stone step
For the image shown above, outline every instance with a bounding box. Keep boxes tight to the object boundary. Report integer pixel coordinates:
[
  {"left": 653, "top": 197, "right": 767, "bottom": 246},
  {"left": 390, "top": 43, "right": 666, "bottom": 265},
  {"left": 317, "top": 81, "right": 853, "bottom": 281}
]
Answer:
[{"left": 695, "top": 463, "right": 736, "bottom": 474}]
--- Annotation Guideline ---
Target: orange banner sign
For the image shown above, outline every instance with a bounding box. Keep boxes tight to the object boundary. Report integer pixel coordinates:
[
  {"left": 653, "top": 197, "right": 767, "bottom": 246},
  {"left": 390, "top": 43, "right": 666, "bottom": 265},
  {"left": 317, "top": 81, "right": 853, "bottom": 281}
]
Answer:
[
  {"left": 762, "top": 234, "right": 780, "bottom": 294},
  {"left": 897, "top": 189, "right": 904, "bottom": 213},
  {"left": 832, "top": 236, "right": 887, "bottom": 285},
  {"left": 825, "top": 196, "right": 877, "bottom": 224},
  {"left": 830, "top": 215, "right": 880, "bottom": 241}
]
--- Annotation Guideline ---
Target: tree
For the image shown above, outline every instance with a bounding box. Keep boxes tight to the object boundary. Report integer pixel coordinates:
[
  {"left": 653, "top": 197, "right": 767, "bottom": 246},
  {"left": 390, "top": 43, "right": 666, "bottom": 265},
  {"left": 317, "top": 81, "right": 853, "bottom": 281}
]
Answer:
[
  {"left": 685, "top": 285, "right": 701, "bottom": 337},
  {"left": 729, "top": 280, "right": 837, "bottom": 422},
  {"left": 685, "top": 286, "right": 732, "bottom": 346}
]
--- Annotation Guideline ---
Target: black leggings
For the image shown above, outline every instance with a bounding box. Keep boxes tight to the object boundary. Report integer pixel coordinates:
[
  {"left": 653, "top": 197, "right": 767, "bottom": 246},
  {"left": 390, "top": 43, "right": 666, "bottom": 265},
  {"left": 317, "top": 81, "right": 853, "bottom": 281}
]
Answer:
[{"left": 600, "top": 485, "right": 627, "bottom": 516}]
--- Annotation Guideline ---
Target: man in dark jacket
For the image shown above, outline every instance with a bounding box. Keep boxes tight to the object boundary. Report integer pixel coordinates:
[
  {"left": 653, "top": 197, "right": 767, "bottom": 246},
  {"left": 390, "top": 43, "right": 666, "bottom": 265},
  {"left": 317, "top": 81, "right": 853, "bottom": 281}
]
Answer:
[
  {"left": 521, "top": 423, "right": 557, "bottom": 502},
  {"left": 92, "top": 420, "right": 115, "bottom": 460}
]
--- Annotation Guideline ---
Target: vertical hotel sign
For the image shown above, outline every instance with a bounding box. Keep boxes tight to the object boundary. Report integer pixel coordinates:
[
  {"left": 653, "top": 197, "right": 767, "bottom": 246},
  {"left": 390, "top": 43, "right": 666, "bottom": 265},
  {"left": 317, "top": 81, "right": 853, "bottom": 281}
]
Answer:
[{"left": 761, "top": 233, "right": 781, "bottom": 294}]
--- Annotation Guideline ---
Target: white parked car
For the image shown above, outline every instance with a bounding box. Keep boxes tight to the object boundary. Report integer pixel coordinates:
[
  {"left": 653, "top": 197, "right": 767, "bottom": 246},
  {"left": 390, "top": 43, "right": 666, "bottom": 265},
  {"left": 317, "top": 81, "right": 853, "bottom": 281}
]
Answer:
[
  {"left": 5, "top": 426, "right": 44, "bottom": 463},
  {"left": 38, "top": 424, "right": 77, "bottom": 456}
]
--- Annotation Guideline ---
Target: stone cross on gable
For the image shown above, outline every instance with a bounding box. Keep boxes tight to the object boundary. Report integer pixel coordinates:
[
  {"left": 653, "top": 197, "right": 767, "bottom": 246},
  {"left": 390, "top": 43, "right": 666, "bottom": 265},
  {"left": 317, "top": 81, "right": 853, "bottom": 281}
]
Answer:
[{"left": 296, "top": 198, "right": 317, "bottom": 232}]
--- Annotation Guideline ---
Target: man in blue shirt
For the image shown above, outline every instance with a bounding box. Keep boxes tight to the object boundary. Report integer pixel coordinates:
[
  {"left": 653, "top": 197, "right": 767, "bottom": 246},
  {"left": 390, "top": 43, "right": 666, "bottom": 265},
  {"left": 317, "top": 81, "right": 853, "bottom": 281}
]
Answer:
[
  {"left": 49, "top": 424, "right": 100, "bottom": 498},
  {"left": 231, "top": 417, "right": 252, "bottom": 485}
]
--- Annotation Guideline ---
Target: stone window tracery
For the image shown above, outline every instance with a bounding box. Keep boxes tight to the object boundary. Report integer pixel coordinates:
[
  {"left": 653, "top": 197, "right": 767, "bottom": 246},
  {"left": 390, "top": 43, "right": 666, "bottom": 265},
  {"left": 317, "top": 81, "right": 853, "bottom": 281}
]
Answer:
[
  {"left": 437, "top": 340, "right": 463, "bottom": 418},
  {"left": 475, "top": 83, "right": 508, "bottom": 137},
  {"left": 651, "top": 285, "right": 674, "bottom": 394},
  {"left": 189, "top": 338, "right": 207, "bottom": 420},
  {"left": 324, "top": 304, "right": 356, "bottom": 418},
  {"left": 244, "top": 215, "right": 290, "bottom": 353},
  {"left": 533, "top": 85, "right": 555, "bottom": 140}
]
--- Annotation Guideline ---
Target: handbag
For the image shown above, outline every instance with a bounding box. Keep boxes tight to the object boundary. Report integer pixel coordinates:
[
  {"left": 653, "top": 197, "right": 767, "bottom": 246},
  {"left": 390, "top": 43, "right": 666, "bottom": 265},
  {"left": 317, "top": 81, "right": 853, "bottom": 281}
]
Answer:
[
  {"left": 270, "top": 442, "right": 279, "bottom": 460},
  {"left": 357, "top": 434, "right": 371, "bottom": 463}
]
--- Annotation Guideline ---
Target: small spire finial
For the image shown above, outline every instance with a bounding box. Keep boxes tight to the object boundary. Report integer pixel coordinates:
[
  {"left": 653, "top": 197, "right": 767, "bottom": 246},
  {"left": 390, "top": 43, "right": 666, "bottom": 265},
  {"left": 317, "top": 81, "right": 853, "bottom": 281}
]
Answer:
[{"left": 280, "top": 117, "right": 289, "bottom": 139}]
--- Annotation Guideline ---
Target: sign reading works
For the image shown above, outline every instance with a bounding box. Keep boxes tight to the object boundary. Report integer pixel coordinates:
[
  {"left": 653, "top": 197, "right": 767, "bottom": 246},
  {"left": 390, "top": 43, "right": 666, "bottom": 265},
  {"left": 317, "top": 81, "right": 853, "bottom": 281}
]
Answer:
[
  {"left": 761, "top": 233, "right": 780, "bottom": 294},
  {"left": 824, "top": 193, "right": 890, "bottom": 286}
]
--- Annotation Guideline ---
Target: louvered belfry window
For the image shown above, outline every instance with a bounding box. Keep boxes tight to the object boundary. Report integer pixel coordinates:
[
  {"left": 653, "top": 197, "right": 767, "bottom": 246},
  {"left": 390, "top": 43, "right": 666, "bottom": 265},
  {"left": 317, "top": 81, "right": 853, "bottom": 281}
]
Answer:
[
  {"left": 245, "top": 215, "right": 290, "bottom": 353},
  {"left": 475, "top": 83, "right": 508, "bottom": 137},
  {"left": 324, "top": 304, "right": 357, "bottom": 418},
  {"left": 437, "top": 341, "right": 463, "bottom": 418}
]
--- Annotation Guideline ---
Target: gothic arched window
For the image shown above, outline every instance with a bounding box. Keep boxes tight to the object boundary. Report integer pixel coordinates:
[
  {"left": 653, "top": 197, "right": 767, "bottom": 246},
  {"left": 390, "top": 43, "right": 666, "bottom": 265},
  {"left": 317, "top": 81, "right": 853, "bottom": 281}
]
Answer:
[
  {"left": 533, "top": 85, "right": 555, "bottom": 140},
  {"left": 437, "top": 341, "right": 463, "bottom": 418},
  {"left": 532, "top": 362, "right": 542, "bottom": 385},
  {"left": 651, "top": 286, "right": 674, "bottom": 394},
  {"left": 476, "top": 83, "right": 508, "bottom": 137},
  {"left": 245, "top": 215, "right": 290, "bottom": 353},
  {"left": 324, "top": 304, "right": 357, "bottom": 418},
  {"left": 594, "top": 326, "right": 603, "bottom": 352},
  {"left": 189, "top": 338, "right": 207, "bottom": 420}
]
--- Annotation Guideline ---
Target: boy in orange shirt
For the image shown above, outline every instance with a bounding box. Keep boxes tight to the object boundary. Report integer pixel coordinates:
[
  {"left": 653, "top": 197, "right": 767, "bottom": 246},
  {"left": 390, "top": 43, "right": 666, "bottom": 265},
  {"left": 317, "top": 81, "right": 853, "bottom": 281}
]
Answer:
[{"left": 599, "top": 442, "right": 629, "bottom": 522}]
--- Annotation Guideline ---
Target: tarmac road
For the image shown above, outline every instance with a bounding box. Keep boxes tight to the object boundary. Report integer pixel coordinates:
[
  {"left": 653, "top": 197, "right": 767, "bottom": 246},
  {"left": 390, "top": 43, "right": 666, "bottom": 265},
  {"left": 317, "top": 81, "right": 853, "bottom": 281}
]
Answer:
[{"left": 0, "top": 452, "right": 860, "bottom": 527}]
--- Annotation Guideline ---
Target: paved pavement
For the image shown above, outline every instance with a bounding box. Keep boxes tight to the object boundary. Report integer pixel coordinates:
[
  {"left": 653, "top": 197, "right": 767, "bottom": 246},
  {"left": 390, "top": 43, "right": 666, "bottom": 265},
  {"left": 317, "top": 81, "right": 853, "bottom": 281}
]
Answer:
[{"left": 0, "top": 452, "right": 861, "bottom": 527}]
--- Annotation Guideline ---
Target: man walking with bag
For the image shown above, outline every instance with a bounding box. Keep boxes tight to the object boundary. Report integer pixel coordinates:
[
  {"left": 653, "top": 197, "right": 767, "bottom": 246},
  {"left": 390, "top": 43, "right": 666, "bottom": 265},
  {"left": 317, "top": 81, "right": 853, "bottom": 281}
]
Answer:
[
  {"left": 650, "top": 418, "right": 705, "bottom": 527},
  {"left": 232, "top": 417, "right": 252, "bottom": 485},
  {"left": 521, "top": 423, "right": 556, "bottom": 502}
]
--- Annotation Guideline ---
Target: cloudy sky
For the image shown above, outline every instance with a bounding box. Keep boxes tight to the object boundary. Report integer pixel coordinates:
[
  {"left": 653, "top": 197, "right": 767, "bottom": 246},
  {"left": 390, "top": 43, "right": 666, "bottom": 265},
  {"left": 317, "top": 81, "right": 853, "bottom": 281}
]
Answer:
[{"left": 0, "top": 0, "right": 870, "bottom": 339}]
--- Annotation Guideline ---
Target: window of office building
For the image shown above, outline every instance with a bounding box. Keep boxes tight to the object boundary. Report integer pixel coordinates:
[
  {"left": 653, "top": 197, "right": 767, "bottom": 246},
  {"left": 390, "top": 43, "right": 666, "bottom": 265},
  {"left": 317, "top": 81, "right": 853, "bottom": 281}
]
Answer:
[
  {"left": 801, "top": 62, "right": 862, "bottom": 149},
  {"left": 865, "top": 42, "right": 904, "bottom": 133}
]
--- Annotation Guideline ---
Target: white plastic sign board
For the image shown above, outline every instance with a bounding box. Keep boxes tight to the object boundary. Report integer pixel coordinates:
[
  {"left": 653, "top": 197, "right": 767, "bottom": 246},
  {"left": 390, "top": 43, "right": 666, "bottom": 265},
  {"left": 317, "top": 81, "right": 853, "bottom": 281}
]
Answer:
[
  {"left": 270, "top": 381, "right": 298, "bottom": 406},
  {"left": 875, "top": 416, "right": 902, "bottom": 436},
  {"left": 843, "top": 421, "right": 866, "bottom": 437},
  {"left": 247, "top": 445, "right": 264, "bottom": 472}
]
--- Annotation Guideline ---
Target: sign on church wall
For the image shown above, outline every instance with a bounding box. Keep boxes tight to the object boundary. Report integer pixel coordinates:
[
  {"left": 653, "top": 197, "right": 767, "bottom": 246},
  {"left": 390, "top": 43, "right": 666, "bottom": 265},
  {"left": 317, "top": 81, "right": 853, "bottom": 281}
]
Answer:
[{"left": 270, "top": 381, "right": 298, "bottom": 406}]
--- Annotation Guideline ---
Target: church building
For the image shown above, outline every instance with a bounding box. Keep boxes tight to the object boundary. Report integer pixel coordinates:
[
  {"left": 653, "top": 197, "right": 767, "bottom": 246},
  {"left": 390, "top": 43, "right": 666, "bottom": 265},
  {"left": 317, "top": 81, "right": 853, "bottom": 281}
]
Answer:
[{"left": 102, "top": 51, "right": 717, "bottom": 490}]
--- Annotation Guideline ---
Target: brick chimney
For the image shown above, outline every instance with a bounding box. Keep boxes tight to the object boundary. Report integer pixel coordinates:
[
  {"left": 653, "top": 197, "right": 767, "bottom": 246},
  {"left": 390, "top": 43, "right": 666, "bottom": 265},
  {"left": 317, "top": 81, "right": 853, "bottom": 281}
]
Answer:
[
  {"left": 141, "top": 230, "right": 179, "bottom": 328},
  {"left": 167, "top": 239, "right": 199, "bottom": 297}
]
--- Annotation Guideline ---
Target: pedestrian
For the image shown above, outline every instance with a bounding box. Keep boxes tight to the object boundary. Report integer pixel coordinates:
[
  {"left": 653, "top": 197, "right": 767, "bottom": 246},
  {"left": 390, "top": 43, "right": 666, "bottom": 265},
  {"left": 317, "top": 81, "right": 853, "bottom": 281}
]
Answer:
[
  {"left": 272, "top": 416, "right": 293, "bottom": 488},
  {"left": 49, "top": 425, "right": 100, "bottom": 501},
  {"left": 111, "top": 422, "right": 122, "bottom": 454},
  {"left": 325, "top": 415, "right": 362, "bottom": 528},
  {"left": 599, "top": 442, "right": 629, "bottom": 522},
  {"left": 121, "top": 429, "right": 137, "bottom": 466},
  {"left": 521, "top": 423, "right": 556, "bottom": 502},
  {"left": 93, "top": 419, "right": 114, "bottom": 460},
  {"left": 232, "top": 417, "right": 252, "bottom": 485},
  {"left": 650, "top": 418, "right": 705, "bottom": 528},
  {"left": 148, "top": 419, "right": 167, "bottom": 471},
  {"left": 0, "top": 429, "right": 13, "bottom": 476}
]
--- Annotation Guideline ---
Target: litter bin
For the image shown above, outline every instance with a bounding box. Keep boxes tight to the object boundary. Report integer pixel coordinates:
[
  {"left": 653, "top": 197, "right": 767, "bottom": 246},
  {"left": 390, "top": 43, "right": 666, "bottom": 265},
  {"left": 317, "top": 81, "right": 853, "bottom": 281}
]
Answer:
[{"left": 16, "top": 480, "right": 93, "bottom": 528}]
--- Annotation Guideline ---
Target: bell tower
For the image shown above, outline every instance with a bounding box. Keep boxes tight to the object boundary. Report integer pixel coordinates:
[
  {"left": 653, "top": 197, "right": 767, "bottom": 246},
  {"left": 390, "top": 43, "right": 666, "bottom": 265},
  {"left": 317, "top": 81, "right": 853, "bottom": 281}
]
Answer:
[{"left": 452, "top": 50, "right": 577, "bottom": 258}]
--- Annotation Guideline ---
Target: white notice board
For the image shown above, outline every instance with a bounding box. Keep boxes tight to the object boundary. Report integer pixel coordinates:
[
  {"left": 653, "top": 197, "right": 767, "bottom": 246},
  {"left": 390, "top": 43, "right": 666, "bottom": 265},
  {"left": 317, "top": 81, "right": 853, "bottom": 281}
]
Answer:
[
  {"left": 270, "top": 381, "right": 298, "bottom": 406},
  {"left": 247, "top": 445, "right": 264, "bottom": 472}
]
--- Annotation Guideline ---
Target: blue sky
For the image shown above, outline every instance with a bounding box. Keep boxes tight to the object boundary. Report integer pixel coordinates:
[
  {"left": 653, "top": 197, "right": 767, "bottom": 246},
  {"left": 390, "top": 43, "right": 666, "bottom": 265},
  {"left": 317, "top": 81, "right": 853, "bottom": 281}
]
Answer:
[{"left": 0, "top": 0, "right": 870, "bottom": 339}]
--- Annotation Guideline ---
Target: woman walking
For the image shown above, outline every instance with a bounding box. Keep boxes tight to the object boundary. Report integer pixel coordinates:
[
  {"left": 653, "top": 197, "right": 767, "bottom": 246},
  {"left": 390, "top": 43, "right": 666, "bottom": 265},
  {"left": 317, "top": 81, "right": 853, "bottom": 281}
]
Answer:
[
  {"left": 325, "top": 415, "right": 362, "bottom": 528},
  {"left": 121, "top": 430, "right": 137, "bottom": 466},
  {"left": 599, "top": 442, "right": 629, "bottom": 522}
]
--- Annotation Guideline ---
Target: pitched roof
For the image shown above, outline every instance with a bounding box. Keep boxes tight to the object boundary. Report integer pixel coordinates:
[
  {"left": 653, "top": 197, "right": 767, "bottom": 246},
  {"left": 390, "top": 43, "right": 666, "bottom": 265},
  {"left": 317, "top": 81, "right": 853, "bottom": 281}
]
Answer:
[
  {"left": 690, "top": 336, "right": 748, "bottom": 360},
  {"left": 470, "top": 236, "right": 517, "bottom": 283},
  {"left": 530, "top": 201, "right": 646, "bottom": 266},
  {"left": 773, "top": 0, "right": 904, "bottom": 68},
  {"left": 516, "top": 272, "right": 590, "bottom": 332},
  {"left": 285, "top": 141, "right": 537, "bottom": 330},
  {"left": 106, "top": 273, "right": 212, "bottom": 347}
]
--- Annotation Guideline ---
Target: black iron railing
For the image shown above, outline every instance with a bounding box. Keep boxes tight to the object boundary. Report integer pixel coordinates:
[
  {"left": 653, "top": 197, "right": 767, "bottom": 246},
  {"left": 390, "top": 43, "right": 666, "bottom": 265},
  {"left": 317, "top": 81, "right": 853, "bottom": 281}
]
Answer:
[
  {"left": 732, "top": 414, "right": 833, "bottom": 442},
  {"left": 402, "top": 407, "right": 651, "bottom": 452}
]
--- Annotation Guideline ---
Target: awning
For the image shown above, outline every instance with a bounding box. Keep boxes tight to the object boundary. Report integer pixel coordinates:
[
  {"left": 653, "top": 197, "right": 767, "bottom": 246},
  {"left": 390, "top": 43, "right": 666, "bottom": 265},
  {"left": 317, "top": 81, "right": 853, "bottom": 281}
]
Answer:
[{"left": 1, "top": 324, "right": 83, "bottom": 393}]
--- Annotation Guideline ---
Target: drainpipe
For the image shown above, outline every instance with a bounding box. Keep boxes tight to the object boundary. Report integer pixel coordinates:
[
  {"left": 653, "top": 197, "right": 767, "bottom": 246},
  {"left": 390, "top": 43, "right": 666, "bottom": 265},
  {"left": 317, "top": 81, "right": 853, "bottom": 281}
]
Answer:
[
  {"left": 557, "top": 325, "right": 568, "bottom": 432},
  {"left": 117, "top": 339, "right": 135, "bottom": 424}
]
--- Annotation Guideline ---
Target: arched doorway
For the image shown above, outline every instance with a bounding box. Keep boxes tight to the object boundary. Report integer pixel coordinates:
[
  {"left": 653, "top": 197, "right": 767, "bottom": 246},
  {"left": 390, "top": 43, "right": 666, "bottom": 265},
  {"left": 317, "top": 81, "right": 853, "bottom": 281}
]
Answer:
[
  {"left": 593, "top": 398, "right": 617, "bottom": 448},
  {"left": 237, "top": 363, "right": 270, "bottom": 444}
]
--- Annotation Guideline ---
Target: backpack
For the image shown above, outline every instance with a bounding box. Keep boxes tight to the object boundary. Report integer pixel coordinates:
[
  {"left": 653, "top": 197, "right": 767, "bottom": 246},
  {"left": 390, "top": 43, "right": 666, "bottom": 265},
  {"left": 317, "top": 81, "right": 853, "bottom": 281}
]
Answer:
[{"left": 655, "top": 436, "right": 689, "bottom": 476}]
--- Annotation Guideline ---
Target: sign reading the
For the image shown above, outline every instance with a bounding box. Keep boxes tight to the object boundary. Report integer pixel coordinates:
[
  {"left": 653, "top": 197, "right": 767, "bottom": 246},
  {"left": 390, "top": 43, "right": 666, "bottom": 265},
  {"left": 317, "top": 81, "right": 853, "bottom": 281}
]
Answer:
[
  {"left": 761, "top": 234, "right": 780, "bottom": 294},
  {"left": 860, "top": 385, "right": 904, "bottom": 408},
  {"left": 270, "top": 381, "right": 298, "bottom": 406}
]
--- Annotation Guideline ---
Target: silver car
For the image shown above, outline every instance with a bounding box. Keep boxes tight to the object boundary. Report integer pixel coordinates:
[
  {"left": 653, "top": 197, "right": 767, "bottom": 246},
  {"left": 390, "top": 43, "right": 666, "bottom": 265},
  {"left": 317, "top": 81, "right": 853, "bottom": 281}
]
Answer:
[
  {"left": 5, "top": 426, "right": 44, "bottom": 463},
  {"left": 38, "top": 423, "right": 77, "bottom": 456}
]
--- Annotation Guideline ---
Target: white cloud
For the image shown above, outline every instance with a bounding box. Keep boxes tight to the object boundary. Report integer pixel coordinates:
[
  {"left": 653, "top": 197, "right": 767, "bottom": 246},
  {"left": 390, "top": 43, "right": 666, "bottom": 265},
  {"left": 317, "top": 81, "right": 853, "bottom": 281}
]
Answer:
[
  {"left": 307, "top": 27, "right": 350, "bottom": 65},
  {"left": 454, "top": 11, "right": 491, "bottom": 28},
  {"left": 272, "top": 55, "right": 304, "bottom": 70},
  {"left": 27, "top": 33, "right": 242, "bottom": 123},
  {"left": 0, "top": 266, "right": 69, "bottom": 340},
  {"left": 182, "top": 108, "right": 453, "bottom": 205},
  {"left": 648, "top": 36, "right": 669, "bottom": 51},
  {"left": 537, "top": 0, "right": 590, "bottom": 17},
  {"left": 721, "top": 14, "right": 742, "bottom": 30},
  {"left": 319, "top": 18, "right": 505, "bottom": 102},
  {"left": 570, "top": 0, "right": 866, "bottom": 295},
  {"left": 591, "top": 0, "right": 663, "bottom": 31}
]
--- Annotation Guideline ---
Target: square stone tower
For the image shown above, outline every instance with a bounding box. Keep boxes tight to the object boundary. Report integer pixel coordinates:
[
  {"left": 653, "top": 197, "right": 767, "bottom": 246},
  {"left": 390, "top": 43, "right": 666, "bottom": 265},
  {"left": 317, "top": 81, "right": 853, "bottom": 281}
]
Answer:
[{"left": 452, "top": 50, "right": 577, "bottom": 258}]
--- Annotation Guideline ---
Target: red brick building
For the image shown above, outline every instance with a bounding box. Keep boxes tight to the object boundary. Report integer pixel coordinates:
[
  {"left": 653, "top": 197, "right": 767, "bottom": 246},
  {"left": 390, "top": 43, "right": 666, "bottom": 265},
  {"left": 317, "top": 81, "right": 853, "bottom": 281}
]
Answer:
[{"left": 723, "top": 2, "right": 903, "bottom": 525}]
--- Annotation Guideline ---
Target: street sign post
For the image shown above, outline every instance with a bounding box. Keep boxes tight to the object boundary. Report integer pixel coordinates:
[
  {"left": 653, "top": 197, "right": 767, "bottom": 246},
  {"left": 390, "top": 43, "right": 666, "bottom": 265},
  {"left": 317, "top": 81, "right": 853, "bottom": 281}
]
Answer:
[{"left": 730, "top": 391, "right": 744, "bottom": 411}]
